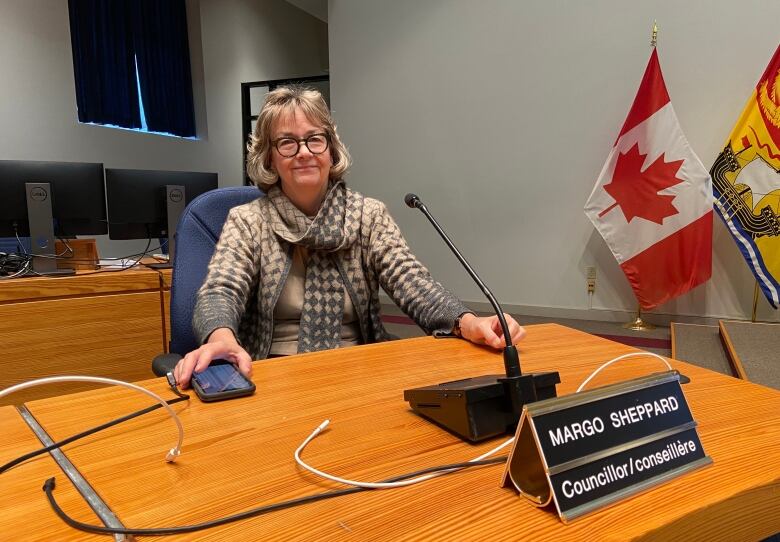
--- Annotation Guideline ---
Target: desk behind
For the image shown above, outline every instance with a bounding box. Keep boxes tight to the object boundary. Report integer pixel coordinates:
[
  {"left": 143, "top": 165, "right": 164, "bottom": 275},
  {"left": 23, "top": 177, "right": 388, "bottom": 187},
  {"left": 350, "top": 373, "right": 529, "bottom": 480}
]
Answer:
[
  {"left": 5, "top": 325, "right": 780, "bottom": 540},
  {"left": 159, "top": 267, "right": 172, "bottom": 352},
  {"left": 0, "top": 269, "right": 165, "bottom": 405},
  {"left": 0, "top": 267, "right": 160, "bottom": 304}
]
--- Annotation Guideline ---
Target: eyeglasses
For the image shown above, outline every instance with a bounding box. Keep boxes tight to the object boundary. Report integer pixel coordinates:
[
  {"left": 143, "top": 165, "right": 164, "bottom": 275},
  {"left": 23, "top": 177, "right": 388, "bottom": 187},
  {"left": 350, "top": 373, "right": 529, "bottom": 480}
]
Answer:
[{"left": 272, "top": 133, "right": 330, "bottom": 158}]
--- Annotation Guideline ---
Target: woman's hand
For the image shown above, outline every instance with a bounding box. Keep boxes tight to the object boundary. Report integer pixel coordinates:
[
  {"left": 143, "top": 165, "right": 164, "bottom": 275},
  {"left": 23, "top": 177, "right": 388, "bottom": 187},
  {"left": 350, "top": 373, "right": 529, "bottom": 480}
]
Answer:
[
  {"left": 173, "top": 328, "right": 253, "bottom": 388},
  {"left": 458, "top": 313, "right": 526, "bottom": 349}
]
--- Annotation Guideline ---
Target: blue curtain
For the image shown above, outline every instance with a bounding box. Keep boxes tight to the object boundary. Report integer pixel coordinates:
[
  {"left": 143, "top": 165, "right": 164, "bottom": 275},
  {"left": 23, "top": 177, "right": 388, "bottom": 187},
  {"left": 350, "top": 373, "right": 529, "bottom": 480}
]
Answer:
[
  {"left": 68, "top": 0, "right": 140, "bottom": 129},
  {"left": 68, "top": 0, "right": 195, "bottom": 137},
  {"left": 130, "top": 0, "right": 196, "bottom": 137}
]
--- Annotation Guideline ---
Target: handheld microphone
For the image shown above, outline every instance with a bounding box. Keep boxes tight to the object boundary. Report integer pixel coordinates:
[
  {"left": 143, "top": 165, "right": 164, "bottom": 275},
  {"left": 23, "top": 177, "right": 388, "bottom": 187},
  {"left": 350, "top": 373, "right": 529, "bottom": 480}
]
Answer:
[{"left": 402, "top": 193, "right": 560, "bottom": 441}]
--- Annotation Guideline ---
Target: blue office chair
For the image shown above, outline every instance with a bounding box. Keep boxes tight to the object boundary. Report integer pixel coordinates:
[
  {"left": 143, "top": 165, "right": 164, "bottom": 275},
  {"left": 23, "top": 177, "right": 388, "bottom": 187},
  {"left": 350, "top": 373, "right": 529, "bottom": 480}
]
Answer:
[{"left": 152, "top": 186, "right": 263, "bottom": 376}]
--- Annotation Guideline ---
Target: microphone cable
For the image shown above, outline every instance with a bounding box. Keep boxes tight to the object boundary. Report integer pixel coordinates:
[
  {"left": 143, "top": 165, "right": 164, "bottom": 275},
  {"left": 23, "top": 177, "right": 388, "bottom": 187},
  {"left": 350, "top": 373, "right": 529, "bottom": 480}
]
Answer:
[{"left": 43, "top": 455, "right": 507, "bottom": 537}]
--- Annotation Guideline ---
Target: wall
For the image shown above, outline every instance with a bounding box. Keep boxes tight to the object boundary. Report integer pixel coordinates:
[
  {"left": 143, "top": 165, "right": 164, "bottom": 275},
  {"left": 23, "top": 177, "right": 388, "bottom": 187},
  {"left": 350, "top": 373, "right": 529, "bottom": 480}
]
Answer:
[
  {"left": 328, "top": 0, "right": 780, "bottom": 322},
  {"left": 0, "top": 0, "right": 327, "bottom": 256}
]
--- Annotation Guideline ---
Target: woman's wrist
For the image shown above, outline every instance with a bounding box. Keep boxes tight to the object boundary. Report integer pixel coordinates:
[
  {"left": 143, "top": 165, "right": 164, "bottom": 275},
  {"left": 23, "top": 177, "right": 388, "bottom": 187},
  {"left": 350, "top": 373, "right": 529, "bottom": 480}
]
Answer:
[
  {"left": 453, "top": 312, "right": 477, "bottom": 338},
  {"left": 207, "top": 327, "right": 239, "bottom": 346}
]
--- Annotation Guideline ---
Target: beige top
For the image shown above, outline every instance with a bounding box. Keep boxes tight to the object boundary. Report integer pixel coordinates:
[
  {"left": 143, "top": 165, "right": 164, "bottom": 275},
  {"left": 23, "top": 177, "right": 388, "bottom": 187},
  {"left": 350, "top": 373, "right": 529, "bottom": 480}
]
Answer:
[{"left": 270, "top": 245, "right": 361, "bottom": 355}]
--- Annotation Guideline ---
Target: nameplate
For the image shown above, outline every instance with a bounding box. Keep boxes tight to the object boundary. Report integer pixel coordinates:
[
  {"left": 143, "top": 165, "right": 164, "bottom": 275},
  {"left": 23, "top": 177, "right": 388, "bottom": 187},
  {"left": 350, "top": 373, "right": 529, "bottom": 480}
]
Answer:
[{"left": 501, "top": 371, "right": 712, "bottom": 522}]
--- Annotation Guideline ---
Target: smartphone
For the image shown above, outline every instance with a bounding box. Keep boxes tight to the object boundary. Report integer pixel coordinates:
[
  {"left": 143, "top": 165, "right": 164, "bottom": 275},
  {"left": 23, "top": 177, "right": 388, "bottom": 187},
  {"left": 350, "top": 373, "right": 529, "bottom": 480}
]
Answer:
[{"left": 191, "top": 361, "right": 256, "bottom": 402}]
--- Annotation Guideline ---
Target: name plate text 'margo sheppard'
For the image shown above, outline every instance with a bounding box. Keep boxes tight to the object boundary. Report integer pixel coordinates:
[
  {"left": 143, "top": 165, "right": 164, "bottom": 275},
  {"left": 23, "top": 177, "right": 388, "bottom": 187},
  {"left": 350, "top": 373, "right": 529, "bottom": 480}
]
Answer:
[{"left": 501, "top": 371, "right": 712, "bottom": 522}]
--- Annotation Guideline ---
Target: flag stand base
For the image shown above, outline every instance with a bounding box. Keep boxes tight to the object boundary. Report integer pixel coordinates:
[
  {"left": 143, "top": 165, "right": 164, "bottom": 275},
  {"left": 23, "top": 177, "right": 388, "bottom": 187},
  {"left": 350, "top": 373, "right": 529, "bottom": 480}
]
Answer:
[
  {"left": 623, "top": 306, "right": 655, "bottom": 331},
  {"left": 622, "top": 316, "right": 656, "bottom": 331}
]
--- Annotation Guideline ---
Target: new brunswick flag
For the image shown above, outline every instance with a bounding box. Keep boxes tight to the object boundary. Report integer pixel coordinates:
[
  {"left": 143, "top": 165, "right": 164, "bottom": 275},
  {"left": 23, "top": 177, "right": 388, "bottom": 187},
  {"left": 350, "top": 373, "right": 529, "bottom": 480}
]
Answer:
[{"left": 712, "top": 45, "right": 780, "bottom": 307}]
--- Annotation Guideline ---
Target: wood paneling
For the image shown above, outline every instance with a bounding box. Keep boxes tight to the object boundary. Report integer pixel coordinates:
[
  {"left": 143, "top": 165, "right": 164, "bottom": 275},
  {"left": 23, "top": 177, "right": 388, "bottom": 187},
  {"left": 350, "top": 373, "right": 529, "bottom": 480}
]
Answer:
[
  {"left": 718, "top": 320, "right": 749, "bottom": 380},
  {"left": 0, "top": 292, "right": 163, "bottom": 405},
  {"left": 9, "top": 326, "right": 780, "bottom": 541},
  {"left": 0, "top": 269, "right": 160, "bottom": 304},
  {"left": 54, "top": 239, "right": 99, "bottom": 270},
  {"left": 159, "top": 268, "right": 172, "bottom": 291},
  {"left": 160, "top": 268, "right": 172, "bottom": 353},
  {"left": 163, "top": 290, "right": 171, "bottom": 353}
]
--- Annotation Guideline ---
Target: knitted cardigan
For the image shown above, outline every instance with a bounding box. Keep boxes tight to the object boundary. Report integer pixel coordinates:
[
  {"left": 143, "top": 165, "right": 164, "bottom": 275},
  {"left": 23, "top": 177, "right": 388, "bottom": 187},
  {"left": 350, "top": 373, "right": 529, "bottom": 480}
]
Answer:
[{"left": 192, "top": 187, "right": 469, "bottom": 360}]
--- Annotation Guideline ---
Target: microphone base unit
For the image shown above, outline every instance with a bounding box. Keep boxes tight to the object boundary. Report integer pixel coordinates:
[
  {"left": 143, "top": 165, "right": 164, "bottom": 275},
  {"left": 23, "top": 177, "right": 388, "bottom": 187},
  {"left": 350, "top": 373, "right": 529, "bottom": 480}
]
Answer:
[{"left": 404, "top": 371, "right": 560, "bottom": 442}]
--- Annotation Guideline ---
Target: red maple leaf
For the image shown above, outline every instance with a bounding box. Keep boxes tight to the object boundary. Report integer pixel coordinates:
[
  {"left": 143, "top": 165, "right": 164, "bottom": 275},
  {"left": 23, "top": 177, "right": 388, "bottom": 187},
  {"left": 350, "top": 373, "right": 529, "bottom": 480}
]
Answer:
[{"left": 599, "top": 143, "right": 684, "bottom": 224}]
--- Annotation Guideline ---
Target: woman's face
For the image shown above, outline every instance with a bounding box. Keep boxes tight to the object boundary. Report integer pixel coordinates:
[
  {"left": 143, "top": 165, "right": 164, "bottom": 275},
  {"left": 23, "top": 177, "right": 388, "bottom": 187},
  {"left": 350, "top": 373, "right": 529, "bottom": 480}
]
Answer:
[{"left": 270, "top": 108, "right": 332, "bottom": 208}]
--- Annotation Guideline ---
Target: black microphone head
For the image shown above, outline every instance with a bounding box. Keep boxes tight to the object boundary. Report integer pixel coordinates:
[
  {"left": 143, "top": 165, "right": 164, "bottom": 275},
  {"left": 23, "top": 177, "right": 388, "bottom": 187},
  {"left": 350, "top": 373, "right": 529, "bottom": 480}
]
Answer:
[{"left": 404, "top": 193, "right": 421, "bottom": 208}]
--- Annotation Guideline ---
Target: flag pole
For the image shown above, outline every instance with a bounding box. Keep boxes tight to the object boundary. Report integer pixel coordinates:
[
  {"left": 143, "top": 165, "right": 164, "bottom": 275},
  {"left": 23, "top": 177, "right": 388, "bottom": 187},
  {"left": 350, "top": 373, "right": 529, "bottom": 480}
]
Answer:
[
  {"left": 623, "top": 304, "right": 656, "bottom": 331},
  {"left": 620, "top": 20, "right": 660, "bottom": 333},
  {"left": 651, "top": 20, "right": 658, "bottom": 48},
  {"left": 751, "top": 281, "right": 759, "bottom": 322}
]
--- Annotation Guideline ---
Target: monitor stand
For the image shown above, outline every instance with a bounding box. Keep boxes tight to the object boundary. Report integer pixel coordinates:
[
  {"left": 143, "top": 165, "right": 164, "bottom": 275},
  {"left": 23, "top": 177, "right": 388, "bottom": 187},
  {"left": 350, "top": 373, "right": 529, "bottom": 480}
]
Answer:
[
  {"left": 145, "top": 185, "right": 185, "bottom": 270},
  {"left": 25, "top": 182, "right": 75, "bottom": 277}
]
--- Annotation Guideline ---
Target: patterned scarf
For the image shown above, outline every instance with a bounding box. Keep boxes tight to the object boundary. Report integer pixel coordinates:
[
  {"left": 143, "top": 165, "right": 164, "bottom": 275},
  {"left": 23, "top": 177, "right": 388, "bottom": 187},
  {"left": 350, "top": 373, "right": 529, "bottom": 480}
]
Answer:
[{"left": 266, "top": 181, "right": 360, "bottom": 353}]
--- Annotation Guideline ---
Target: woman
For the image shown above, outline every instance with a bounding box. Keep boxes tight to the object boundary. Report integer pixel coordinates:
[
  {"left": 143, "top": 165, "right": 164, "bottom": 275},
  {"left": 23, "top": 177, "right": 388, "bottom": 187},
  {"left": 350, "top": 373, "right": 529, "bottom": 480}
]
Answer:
[{"left": 174, "top": 86, "right": 525, "bottom": 388}]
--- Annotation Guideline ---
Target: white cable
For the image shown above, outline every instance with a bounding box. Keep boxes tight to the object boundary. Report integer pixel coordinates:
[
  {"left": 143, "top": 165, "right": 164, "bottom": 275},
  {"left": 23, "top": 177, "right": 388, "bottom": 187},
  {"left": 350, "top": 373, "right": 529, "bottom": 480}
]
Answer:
[
  {"left": 294, "top": 419, "right": 514, "bottom": 489},
  {"left": 0, "top": 375, "right": 184, "bottom": 462},
  {"left": 576, "top": 351, "right": 673, "bottom": 393}
]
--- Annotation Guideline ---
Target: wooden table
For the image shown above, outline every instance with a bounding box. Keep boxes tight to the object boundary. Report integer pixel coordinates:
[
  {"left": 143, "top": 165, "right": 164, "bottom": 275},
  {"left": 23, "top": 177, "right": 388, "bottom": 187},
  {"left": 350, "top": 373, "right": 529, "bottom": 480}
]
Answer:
[
  {"left": 0, "top": 267, "right": 168, "bottom": 405},
  {"left": 3, "top": 324, "right": 780, "bottom": 540},
  {"left": 0, "top": 406, "right": 106, "bottom": 541}
]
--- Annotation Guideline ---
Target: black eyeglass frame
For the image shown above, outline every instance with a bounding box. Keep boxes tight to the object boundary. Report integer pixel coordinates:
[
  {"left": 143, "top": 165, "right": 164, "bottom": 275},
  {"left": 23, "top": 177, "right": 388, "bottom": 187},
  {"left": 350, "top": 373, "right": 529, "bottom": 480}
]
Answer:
[{"left": 272, "top": 133, "right": 330, "bottom": 158}]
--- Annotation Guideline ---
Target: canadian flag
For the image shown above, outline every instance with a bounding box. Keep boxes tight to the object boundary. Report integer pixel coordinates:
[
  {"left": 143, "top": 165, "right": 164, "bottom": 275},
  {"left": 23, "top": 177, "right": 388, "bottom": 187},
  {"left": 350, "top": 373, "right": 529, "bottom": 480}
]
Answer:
[{"left": 584, "top": 49, "right": 713, "bottom": 310}]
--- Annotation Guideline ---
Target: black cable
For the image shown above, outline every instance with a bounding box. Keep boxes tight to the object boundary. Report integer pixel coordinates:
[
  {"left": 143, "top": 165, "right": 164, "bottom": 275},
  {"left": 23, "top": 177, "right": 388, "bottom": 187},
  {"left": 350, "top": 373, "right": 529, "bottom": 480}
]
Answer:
[
  {"left": 14, "top": 221, "right": 162, "bottom": 265},
  {"left": 1, "top": 237, "right": 166, "bottom": 277},
  {"left": 70, "top": 241, "right": 166, "bottom": 263},
  {"left": 38, "top": 237, "right": 154, "bottom": 277},
  {"left": 1, "top": 392, "right": 189, "bottom": 475},
  {"left": 0, "top": 252, "right": 31, "bottom": 277},
  {"left": 44, "top": 455, "right": 507, "bottom": 536},
  {"left": 15, "top": 373, "right": 505, "bottom": 536}
]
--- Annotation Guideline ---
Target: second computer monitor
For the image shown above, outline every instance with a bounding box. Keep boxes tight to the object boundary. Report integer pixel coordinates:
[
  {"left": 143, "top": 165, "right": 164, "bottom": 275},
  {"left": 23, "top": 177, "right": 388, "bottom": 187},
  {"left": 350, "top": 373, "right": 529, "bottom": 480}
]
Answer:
[{"left": 105, "top": 168, "right": 218, "bottom": 265}]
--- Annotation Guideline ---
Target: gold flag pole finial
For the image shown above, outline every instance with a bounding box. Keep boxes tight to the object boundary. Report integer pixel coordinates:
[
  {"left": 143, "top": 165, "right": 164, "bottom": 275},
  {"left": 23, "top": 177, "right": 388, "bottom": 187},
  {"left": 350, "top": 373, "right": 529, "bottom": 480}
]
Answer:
[{"left": 651, "top": 20, "right": 658, "bottom": 48}]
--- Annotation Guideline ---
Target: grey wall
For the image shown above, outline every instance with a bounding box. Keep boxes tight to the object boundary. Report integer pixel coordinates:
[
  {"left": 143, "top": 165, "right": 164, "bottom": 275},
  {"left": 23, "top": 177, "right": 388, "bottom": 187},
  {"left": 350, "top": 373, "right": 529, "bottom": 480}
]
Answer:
[
  {"left": 0, "top": 0, "right": 327, "bottom": 256},
  {"left": 329, "top": 0, "right": 780, "bottom": 322}
]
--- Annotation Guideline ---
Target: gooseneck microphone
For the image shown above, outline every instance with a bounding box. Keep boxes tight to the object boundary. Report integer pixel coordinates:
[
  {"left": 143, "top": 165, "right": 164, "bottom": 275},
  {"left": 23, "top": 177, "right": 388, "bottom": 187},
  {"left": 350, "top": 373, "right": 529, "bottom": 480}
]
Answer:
[
  {"left": 405, "top": 193, "right": 520, "bottom": 378},
  {"left": 403, "top": 193, "right": 560, "bottom": 441}
]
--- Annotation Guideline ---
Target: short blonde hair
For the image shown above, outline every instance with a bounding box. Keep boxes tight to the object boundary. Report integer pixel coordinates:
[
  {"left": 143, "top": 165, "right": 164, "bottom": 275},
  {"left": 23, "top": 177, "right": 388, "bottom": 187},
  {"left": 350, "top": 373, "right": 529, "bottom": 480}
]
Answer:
[{"left": 246, "top": 85, "right": 351, "bottom": 190}]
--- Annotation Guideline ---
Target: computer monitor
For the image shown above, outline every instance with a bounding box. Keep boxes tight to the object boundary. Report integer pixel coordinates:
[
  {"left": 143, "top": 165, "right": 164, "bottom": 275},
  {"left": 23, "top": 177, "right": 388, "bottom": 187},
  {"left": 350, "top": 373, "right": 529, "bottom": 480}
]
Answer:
[
  {"left": 0, "top": 160, "right": 106, "bottom": 276},
  {"left": 105, "top": 168, "right": 218, "bottom": 268}
]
